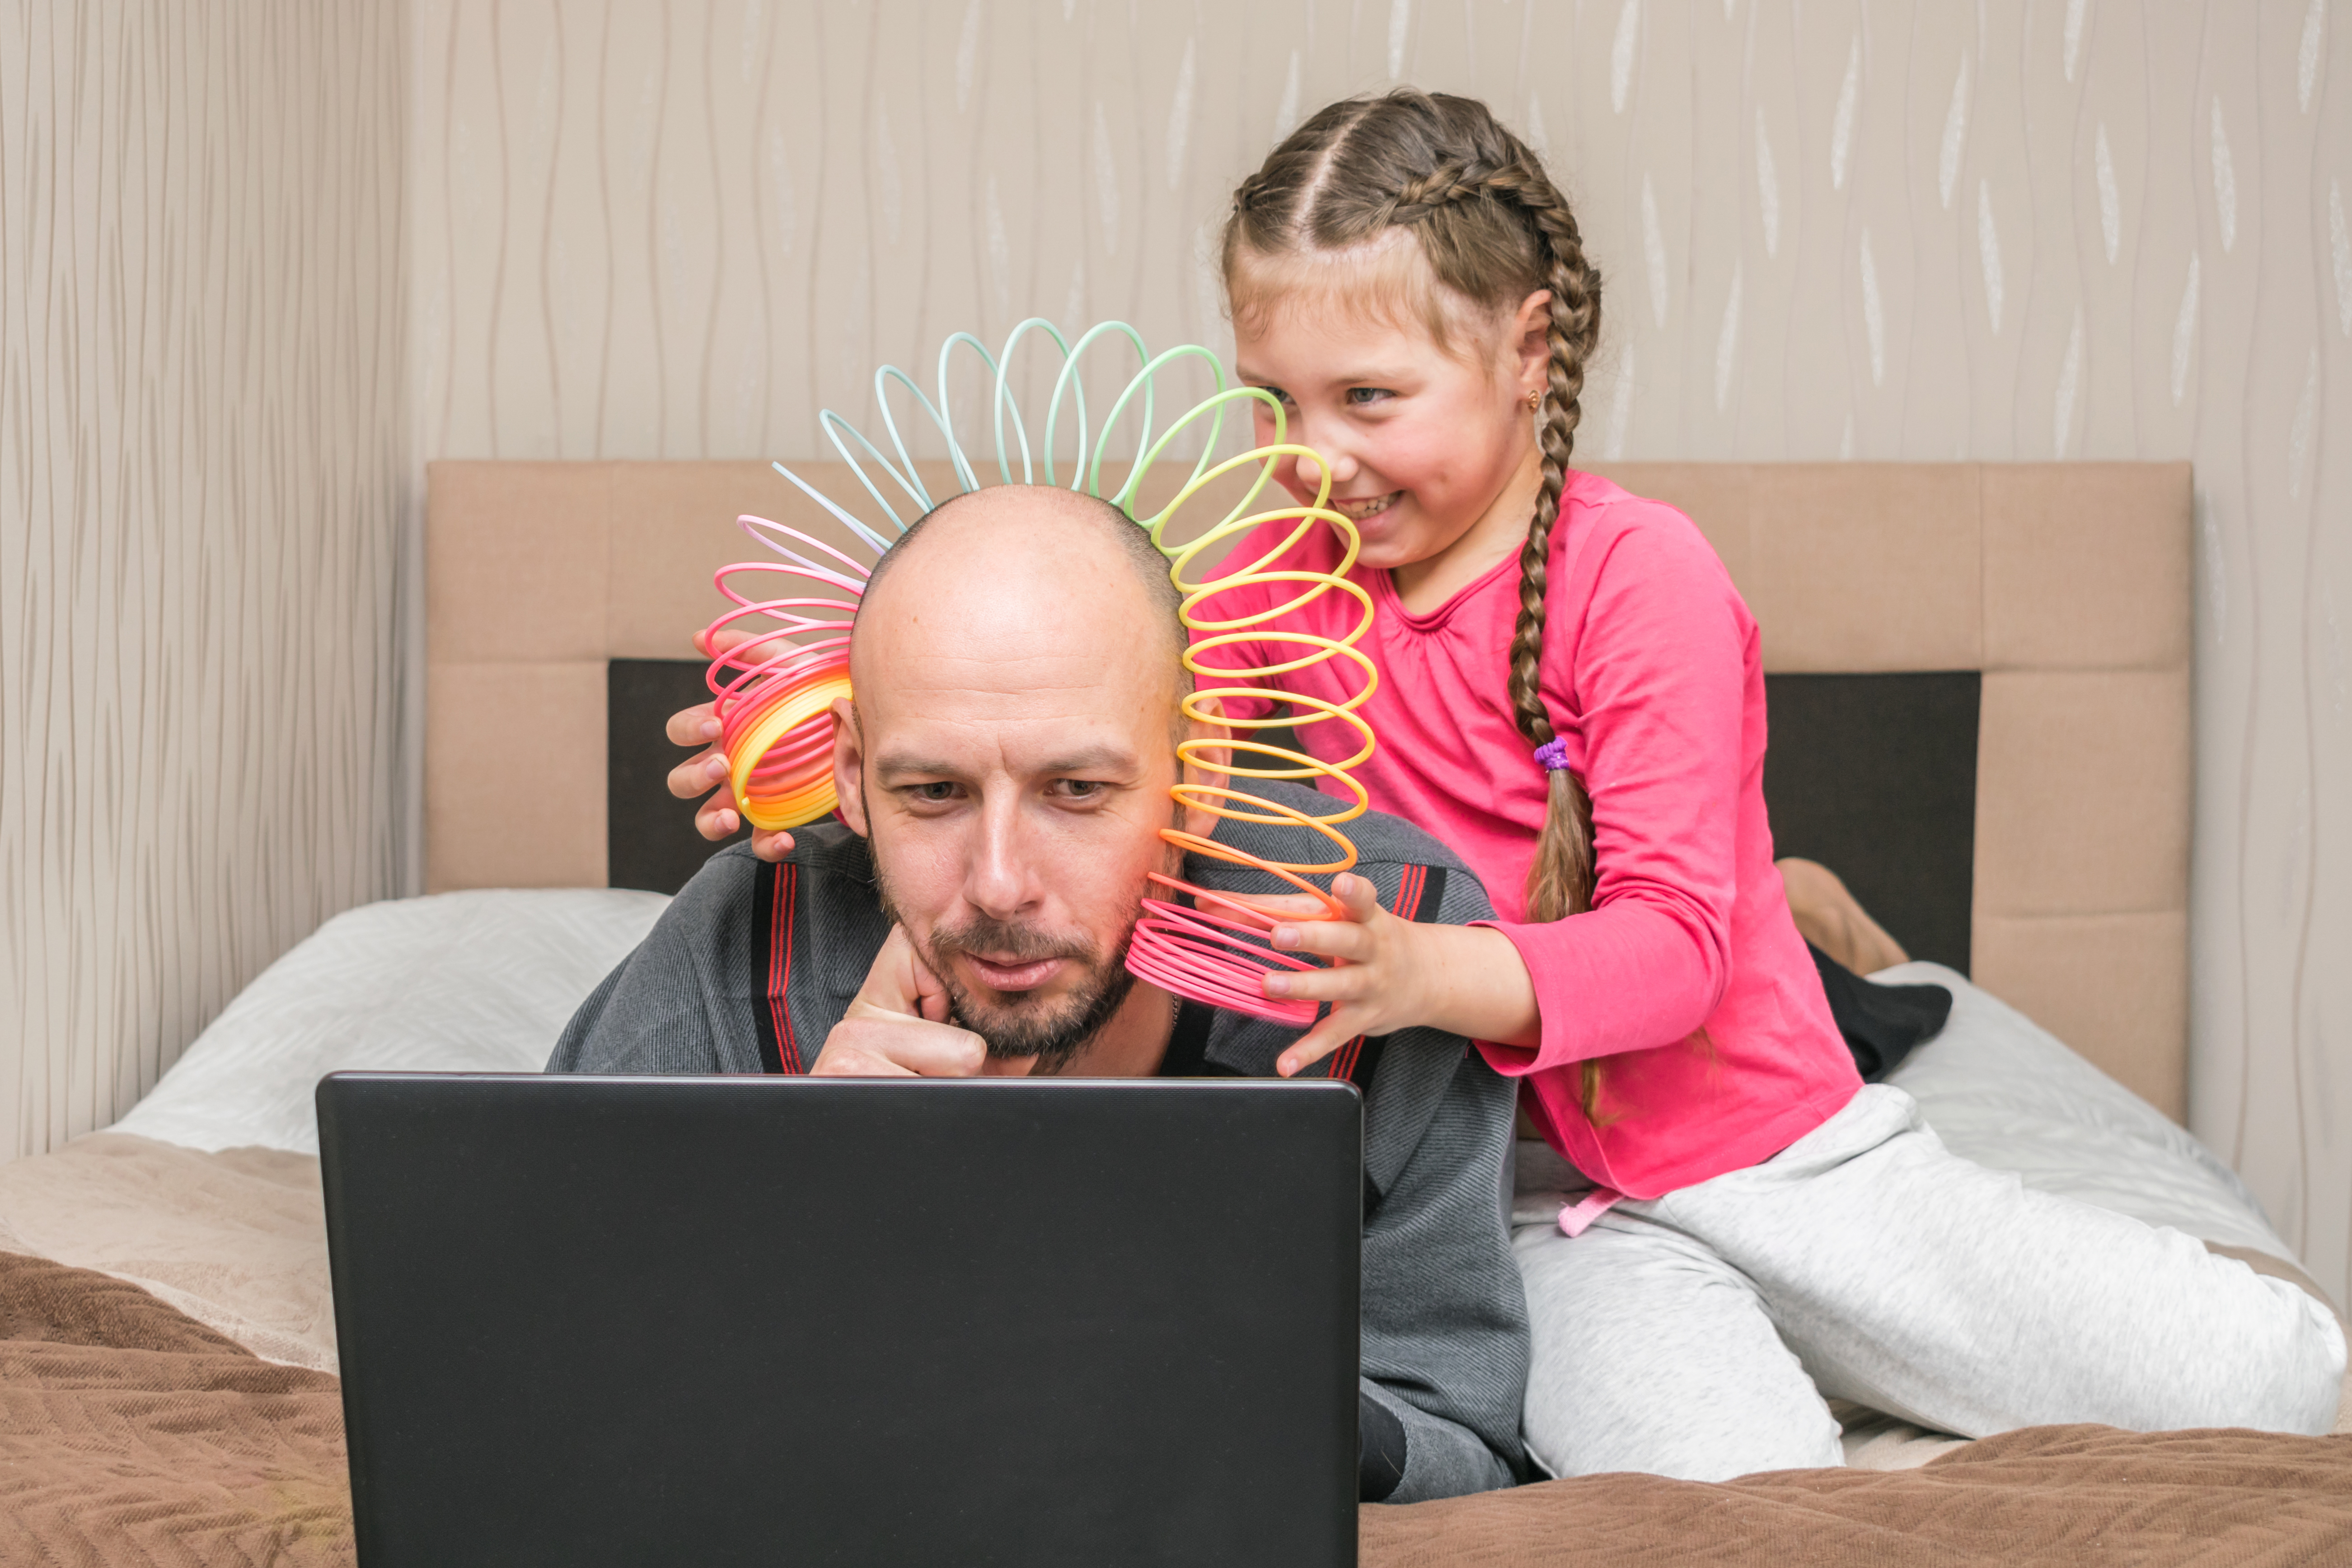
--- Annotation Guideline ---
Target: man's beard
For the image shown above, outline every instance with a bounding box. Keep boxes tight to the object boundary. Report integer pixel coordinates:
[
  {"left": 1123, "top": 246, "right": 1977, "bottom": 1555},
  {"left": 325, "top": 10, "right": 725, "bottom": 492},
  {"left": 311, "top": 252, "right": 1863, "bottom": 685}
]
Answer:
[{"left": 874, "top": 877, "right": 1144, "bottom": 1076}]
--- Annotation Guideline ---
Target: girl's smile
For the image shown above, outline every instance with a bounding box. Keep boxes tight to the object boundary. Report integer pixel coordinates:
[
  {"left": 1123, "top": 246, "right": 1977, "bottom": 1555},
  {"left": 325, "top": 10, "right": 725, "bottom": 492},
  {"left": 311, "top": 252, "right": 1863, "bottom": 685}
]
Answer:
[{"left": 1326, "top": 489, "right": 1401, "bottom": 524}]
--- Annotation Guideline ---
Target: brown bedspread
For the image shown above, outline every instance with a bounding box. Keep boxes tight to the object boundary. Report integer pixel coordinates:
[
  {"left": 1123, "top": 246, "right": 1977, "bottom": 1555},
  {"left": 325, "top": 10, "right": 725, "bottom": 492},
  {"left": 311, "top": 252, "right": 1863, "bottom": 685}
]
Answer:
[
  {"left": 1364, "top": 1426, "right": 2352, "bottom": 1566},
  {"left": 0, "top": 1253, "right": 349, "bottom": 1566},
  {"left": 2, "top": 1248, "right": 2346, "bottom": 1568}
]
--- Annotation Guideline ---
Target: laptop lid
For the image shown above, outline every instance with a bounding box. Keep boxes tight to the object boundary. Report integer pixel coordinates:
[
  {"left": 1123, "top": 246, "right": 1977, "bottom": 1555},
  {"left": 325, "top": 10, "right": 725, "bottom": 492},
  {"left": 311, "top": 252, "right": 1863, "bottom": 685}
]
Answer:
[{"left": 319, "top": 1073, "right": 1361, "bottom": 1568}]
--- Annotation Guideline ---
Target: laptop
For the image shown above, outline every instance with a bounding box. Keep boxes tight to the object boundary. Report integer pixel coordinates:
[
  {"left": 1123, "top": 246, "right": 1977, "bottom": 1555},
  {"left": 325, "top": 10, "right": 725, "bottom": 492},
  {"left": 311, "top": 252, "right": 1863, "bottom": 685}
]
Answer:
[{"left": 318, "top": 1073, "right": 1363, "bottom": 1567}]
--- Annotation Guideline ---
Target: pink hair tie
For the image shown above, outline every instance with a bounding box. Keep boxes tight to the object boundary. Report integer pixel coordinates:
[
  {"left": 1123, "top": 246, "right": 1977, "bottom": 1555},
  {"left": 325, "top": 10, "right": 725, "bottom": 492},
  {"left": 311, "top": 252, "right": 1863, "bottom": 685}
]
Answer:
[{"left": 1532, "top": 737, "right": 1571, "bottom": 771}]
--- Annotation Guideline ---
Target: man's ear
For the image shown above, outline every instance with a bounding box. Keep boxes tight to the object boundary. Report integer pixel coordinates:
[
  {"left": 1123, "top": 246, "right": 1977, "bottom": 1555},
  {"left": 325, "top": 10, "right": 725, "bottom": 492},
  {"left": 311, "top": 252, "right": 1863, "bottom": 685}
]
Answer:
[
  {"left": 1177, "top": 694, "right": 1231, "bottom": 842},
  {"left": 830, "top": 696, "right": 870, "bottom": 838}
]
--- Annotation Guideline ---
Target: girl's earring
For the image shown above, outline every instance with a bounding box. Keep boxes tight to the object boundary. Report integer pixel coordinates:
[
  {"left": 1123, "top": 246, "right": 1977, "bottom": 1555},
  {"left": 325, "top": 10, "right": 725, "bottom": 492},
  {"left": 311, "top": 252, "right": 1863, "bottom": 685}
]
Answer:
[{"left": 1526, "top": 388, "right": 1543, "bottom": 412}]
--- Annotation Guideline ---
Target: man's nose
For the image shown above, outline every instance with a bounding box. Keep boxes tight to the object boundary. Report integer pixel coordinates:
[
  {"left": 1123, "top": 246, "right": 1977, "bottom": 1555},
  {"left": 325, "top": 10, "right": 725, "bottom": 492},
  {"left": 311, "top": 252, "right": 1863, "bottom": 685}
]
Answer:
[{"left": 964, "top": 790, "right": 1042, "bottom": 921}]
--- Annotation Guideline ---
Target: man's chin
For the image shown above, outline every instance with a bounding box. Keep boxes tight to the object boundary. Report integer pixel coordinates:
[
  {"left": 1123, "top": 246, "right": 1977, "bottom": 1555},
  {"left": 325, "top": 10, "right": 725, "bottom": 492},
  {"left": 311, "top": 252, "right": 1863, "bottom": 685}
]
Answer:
[
  {"left": 953, "top": 992, "right": 1096, "bottom": 1054},
  {"left": 945, "top": 963, "right": 1137, "bottom": 1072}
]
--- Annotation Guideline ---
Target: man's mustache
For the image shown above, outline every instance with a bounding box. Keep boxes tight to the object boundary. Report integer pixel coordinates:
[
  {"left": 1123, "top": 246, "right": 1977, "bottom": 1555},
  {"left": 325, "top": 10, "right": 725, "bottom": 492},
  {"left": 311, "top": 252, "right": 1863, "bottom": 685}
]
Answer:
[{"left": 927, "top": 914, "right": 1101, "bottom": 973}]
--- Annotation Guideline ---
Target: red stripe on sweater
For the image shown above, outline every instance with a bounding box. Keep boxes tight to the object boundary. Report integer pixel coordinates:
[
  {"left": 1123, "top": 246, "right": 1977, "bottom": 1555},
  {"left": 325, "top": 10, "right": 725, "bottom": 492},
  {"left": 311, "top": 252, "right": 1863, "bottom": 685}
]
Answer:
[{"left": 767, "top": 865, "right": 802, "bottom": 1074}]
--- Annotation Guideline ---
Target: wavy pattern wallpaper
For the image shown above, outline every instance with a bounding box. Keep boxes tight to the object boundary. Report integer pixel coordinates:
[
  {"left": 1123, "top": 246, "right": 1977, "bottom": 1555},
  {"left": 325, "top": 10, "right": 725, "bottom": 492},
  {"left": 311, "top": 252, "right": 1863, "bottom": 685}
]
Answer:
[
  {"left": 1, "top": 6, "right": 407, "bottom": 1160},
  {"left": 411, "top": 0, "right": 2352, "bottom": 1304}
]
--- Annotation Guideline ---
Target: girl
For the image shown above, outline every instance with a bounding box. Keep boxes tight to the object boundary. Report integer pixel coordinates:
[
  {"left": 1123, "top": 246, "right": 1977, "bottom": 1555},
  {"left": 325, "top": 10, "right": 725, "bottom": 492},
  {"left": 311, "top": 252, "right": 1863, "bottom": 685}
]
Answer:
[
  {"left": 1182, "top": 88, "right": 2343, "bottom": 1480},
  {"left": 671, "top": 89, "right": 2344, "bottom": 1483}
]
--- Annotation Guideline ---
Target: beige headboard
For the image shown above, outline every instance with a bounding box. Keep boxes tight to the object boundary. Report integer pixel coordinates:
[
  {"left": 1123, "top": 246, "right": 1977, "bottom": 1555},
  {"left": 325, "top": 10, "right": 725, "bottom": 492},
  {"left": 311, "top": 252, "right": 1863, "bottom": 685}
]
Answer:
[{"left": 426, "top": 460, "right": 2191, "bottom": 1117}]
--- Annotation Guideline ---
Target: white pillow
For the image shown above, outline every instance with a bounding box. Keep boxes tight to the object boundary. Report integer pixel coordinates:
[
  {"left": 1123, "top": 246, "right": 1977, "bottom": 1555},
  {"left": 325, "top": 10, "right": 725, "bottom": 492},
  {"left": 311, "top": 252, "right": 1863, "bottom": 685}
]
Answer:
[
  {"left": 1882, "top": 962, "right": 2297, "bottom": 1265},
  {"left": 111, "top": 888, "right": 669, "bottom": 1156}
]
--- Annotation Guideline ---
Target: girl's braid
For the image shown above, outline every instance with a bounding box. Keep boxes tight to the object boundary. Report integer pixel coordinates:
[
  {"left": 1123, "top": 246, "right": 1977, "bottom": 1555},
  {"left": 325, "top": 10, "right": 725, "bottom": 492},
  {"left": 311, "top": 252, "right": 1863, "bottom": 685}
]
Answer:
[
  {"left": 1380, "top": 148, "right": 1603, "bottom": 921},
  {"left": 1493, "top": 154, "right": 1606, "bottom": 1114}
]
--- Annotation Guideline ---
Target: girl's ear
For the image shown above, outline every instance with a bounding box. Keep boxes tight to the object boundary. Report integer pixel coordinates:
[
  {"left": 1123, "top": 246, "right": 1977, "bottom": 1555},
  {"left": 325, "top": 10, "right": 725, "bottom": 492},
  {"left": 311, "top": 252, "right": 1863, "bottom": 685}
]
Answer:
[{"left": 1512, "top": 288, "right": 1555, "bottom": 393}]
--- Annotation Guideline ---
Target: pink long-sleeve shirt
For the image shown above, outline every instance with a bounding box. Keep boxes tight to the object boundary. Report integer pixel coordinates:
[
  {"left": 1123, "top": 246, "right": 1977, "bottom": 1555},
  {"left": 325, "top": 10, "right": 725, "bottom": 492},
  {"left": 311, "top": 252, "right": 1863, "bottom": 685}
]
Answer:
[{"left": 1206, "top": 469, "right": 1860, "bottom": 1199}]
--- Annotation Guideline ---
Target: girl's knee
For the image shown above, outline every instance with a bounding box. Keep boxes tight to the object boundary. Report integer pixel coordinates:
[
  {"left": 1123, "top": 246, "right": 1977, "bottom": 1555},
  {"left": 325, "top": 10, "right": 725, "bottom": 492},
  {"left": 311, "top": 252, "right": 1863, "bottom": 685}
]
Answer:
[
  {"left": 2204, "top": 1271, "right": 2347, "bottom": 1435},
  {"left": 2277, "top": 1299, "right": 2348, "bottom": 1435}
]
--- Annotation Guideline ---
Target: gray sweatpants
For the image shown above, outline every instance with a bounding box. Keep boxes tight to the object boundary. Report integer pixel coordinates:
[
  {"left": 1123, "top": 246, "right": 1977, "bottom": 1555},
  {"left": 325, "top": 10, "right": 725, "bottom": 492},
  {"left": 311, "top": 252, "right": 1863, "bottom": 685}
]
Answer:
[{"left": 1512, "top": 1085, "right": 2347, "bottom": 1481}]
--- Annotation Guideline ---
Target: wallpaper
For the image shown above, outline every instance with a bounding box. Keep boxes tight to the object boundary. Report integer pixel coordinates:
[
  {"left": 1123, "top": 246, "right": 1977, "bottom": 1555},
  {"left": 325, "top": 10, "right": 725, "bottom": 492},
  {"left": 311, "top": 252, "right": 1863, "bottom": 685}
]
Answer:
[
  {"left": 0, "top": 4, "right": 408, "bottom": 1161},
  {"left": 409, "top": 0, "right": 2352, "bottom": 1305}
]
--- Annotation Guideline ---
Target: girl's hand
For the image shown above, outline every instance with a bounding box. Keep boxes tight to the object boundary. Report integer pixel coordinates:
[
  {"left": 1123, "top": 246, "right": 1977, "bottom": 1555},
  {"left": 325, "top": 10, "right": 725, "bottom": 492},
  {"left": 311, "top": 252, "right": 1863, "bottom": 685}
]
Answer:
[
  {"left": 1254, "top": 874, "right": 1541, "bottom": 1076},
  {"left": 664, "top": 627, "right": 798, "bottom": 862}
]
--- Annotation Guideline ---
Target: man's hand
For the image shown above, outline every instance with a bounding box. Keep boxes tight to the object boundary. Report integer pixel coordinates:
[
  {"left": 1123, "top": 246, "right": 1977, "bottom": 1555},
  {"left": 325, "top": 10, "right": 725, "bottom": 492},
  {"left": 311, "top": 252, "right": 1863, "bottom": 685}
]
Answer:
[
  {"left": 665, "top": 626, "right": 801, "bottom": 863},
  {"left": 1252, "top": 874, "right": 1541, "bottom": 1076},
  {"left": 809, "top": 927, "right": 990, "bottom": 1077}
]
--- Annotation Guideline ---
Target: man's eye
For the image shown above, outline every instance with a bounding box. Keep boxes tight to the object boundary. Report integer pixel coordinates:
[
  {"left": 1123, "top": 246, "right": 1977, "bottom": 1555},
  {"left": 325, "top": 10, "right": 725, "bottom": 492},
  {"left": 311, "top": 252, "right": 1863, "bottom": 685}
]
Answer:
[
  {"left": 1055, "top": 779, "right": 1105, "bottom": 799},
  {"left": 912, "top": 782, "right": 959, "bottom": 802}
]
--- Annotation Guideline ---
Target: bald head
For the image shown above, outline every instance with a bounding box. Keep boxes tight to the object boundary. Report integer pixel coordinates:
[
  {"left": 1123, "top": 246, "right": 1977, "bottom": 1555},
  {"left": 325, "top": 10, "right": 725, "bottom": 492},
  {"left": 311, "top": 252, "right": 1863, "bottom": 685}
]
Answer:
[
  {"left": 857, "top": 486, "right": 1182, "bottom": 660},
  {"left": 852, "top": 485, "right": 1188, "bottom": 705}
]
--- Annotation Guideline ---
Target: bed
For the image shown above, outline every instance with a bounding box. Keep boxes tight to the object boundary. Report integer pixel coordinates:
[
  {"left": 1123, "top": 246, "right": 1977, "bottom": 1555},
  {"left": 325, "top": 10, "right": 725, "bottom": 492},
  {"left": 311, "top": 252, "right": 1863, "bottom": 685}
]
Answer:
[{"left": 3, "top": 459, "right": 2345, "bottom": 1565}]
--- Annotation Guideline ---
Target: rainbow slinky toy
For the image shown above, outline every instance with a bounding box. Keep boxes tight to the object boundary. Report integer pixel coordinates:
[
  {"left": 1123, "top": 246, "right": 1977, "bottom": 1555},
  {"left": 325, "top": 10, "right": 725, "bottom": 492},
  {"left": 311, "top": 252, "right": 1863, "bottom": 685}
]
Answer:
[{"left": 706, "top": 320, "right": 1377, "bottom": 1028}]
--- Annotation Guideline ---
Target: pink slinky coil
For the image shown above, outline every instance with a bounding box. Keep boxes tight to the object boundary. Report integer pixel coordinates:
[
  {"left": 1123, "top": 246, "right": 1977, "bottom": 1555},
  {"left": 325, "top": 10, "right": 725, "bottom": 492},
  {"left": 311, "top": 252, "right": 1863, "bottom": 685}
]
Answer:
[
  {"left": 1124, "top": 883, "right": 1336, "bottom": 1025},
  {"left": 704, "top": 515, "right": 871, "bottom": 833}
]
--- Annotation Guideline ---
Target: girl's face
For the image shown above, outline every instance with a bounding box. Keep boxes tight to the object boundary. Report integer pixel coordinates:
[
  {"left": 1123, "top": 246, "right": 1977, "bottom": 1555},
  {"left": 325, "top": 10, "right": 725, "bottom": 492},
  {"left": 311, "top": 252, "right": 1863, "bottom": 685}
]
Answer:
[{"left": 1230, "top": 249, "right": 1554, "bottom": 585}]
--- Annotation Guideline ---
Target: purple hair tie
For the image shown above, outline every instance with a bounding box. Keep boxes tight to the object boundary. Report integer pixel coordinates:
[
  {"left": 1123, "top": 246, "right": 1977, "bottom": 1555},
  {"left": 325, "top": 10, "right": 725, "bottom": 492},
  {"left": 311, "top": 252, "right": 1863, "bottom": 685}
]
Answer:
[{"left": 1532, "top": 737, "right": 1571, "bottom": 771}]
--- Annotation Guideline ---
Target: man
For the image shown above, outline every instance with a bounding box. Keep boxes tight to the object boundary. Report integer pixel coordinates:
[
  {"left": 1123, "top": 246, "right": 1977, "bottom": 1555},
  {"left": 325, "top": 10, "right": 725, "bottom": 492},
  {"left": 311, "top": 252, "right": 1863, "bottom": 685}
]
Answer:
[{"left": 551, "top": 486, "right": 1527, "bottom": 1502}]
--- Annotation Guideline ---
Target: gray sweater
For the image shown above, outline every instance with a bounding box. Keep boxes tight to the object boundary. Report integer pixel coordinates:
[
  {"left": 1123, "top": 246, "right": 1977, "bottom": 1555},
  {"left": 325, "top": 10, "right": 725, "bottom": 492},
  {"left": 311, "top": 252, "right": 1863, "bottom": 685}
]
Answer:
[{"left": 549, "top": 782, "right": 1529, "bottom": 1502}]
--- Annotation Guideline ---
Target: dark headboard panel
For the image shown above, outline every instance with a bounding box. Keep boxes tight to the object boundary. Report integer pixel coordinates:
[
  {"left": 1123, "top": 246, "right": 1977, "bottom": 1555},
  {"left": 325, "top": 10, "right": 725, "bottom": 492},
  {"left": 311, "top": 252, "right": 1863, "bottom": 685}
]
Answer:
[
  {"left": 609, "top": 660, "right": 750, "bottom": 894},
  {"left": 1761, "top": 673, "right": 1979, "bottom": 974}
]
